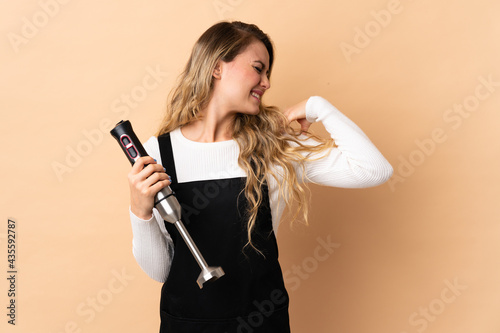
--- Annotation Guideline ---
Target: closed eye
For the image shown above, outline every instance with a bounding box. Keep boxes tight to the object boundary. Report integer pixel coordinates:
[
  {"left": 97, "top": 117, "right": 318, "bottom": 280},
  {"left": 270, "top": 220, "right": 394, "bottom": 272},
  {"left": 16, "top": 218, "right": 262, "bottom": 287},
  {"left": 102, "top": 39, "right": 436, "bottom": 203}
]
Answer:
[{"left": 253, "top": 61, "right": 270, "bottom": 78}]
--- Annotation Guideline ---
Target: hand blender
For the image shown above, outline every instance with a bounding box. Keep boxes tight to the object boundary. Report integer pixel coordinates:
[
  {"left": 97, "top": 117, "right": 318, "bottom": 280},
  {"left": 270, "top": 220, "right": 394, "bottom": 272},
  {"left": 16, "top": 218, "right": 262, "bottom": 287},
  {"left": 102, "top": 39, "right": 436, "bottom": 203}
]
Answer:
[{"left": 110, "top": 120, "right": 225, "bottom": 288}]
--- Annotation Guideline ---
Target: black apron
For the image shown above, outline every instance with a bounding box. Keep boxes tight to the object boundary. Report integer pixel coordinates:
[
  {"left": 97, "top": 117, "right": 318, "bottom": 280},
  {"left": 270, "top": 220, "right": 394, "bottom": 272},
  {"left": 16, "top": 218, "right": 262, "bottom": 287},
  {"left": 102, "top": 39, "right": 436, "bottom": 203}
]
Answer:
[{"left": 158, "top": 133, "right": 290, "bottom": 333}]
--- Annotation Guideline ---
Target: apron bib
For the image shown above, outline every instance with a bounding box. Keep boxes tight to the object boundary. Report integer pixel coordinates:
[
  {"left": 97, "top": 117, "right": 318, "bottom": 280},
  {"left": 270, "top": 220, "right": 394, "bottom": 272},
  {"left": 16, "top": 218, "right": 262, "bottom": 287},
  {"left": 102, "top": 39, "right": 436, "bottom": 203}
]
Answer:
[{"left": 158, "top": 133, "right": 290, "bottom": 333}]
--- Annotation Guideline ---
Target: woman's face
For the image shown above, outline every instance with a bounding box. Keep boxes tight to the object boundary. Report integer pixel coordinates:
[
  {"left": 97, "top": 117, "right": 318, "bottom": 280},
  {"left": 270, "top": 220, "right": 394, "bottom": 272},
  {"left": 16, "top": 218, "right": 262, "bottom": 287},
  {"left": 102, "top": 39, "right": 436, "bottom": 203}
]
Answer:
[{"left": 212, "top": 40, "right": 271, "bottom": 116}]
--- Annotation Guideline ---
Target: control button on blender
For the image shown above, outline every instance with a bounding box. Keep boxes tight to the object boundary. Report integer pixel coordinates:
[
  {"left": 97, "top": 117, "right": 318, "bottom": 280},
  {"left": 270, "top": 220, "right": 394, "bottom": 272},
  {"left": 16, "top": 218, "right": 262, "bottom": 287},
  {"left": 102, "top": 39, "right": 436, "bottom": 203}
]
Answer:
[
  {"left": 127, "top": 146, "right": 138, "bottom": 158},
  {"left": 121, "top": 136, "right": 131, "bottom": 146}
]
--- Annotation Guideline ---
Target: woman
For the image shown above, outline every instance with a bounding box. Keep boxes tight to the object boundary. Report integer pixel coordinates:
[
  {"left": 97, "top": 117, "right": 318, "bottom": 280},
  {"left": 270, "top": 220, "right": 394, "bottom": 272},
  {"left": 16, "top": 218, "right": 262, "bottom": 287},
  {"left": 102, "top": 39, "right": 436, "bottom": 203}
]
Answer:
[{"left": 127, "top": 21, "right": 393, "bottom": 332}]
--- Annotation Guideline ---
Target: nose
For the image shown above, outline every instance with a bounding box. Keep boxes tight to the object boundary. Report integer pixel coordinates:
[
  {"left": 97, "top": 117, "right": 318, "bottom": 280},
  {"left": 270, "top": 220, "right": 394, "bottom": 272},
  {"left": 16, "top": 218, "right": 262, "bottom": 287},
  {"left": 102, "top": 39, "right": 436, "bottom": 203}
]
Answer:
[{"left": 260, "top": 75, "right": 271, "bottom": 90}]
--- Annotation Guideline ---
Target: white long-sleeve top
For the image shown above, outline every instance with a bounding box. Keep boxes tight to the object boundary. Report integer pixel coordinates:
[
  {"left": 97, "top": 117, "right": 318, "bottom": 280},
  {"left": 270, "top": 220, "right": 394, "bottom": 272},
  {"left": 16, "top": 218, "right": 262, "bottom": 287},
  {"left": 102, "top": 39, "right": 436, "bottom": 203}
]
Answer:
[{"left": 129, "top": 96, "right": 393, "bottom": 282}]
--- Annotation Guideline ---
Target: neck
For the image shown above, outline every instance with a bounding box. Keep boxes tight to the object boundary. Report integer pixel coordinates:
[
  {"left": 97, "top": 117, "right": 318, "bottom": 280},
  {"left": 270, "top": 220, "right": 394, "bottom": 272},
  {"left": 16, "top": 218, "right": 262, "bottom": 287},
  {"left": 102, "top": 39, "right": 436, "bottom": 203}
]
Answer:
[{"left": 181, "top": 102, "right": 235, "bottom": 143}]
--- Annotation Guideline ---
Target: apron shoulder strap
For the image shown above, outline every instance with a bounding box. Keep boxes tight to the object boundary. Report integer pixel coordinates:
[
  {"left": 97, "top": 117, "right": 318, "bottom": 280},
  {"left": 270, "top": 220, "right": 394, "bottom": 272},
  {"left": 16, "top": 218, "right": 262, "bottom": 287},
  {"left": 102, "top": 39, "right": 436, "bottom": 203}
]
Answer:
[{"left": 158, "top": 133, "right": 178, "bottom": 185}]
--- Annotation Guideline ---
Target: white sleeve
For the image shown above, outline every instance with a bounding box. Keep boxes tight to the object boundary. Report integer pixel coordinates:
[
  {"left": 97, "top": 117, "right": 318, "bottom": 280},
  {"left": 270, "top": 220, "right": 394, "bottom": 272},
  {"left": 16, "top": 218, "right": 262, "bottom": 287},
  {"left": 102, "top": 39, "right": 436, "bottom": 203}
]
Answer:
[
  {"left": 301, "top": 96, "right": 393, "bottom": 188},
  {"left": 129, "top": 136, "right": 174, "bottom": 282}
]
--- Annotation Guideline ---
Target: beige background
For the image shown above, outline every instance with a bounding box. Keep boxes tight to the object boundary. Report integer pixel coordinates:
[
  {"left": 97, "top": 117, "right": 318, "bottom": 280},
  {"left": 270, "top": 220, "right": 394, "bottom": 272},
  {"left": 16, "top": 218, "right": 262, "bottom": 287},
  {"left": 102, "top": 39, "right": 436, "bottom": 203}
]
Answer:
[{"left": 2, "top": 0, "right": 500, "bottom": 332}]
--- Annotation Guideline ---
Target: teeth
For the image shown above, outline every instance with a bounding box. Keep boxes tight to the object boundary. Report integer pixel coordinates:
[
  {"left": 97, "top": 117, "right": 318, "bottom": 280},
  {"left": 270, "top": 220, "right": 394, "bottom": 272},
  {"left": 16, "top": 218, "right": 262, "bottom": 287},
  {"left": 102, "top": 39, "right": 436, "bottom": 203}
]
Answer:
[{"left": 251, "top": 92, "right": 261, "bottom": 100}]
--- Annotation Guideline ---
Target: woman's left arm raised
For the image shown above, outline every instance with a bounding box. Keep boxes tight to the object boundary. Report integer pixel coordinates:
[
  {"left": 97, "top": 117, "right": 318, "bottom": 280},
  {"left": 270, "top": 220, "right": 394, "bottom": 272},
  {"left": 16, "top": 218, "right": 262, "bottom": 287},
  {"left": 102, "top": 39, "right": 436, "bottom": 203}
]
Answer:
[{"left": 283, "top": 96, "right": 393, "bottom": 188}]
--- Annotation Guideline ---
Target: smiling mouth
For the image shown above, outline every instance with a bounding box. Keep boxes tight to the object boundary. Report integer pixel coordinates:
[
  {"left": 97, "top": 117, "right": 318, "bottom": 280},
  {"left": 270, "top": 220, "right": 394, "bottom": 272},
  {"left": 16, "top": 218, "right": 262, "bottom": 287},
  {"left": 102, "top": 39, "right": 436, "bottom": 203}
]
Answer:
[{"left": 251, "top": 91, "right": 261, "bottom": 101}]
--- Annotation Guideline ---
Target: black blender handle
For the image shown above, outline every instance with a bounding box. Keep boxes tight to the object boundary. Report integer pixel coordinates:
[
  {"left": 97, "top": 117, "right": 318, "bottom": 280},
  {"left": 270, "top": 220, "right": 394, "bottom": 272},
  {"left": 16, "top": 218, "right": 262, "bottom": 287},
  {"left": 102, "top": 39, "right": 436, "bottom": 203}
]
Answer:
[{"left": 110, "top": 120, "right": 149, "bottom": 166}]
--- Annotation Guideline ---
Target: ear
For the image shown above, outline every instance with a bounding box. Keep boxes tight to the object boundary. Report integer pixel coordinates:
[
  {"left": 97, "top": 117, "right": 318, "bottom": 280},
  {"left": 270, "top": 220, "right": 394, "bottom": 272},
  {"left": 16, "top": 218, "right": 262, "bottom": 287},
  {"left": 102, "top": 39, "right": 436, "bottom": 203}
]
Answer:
[{"left": 213, "top": 62, "right": 222, "bottom": 79}]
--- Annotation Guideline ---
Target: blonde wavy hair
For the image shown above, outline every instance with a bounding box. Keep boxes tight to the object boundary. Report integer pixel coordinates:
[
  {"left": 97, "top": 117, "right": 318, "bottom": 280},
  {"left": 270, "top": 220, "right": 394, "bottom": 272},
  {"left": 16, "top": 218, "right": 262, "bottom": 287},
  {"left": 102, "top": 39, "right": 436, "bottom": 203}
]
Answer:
[{"left": 157, "top": 21, "right": 335, "bottom": 253}]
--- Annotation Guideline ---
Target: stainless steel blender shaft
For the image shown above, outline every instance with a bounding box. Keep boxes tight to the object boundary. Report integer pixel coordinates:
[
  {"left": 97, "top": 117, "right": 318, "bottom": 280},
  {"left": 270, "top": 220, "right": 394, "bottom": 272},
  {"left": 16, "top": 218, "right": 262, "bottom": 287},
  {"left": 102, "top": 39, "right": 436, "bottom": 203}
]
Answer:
[
  {"left": 174, "top": 221, "right": 225, "bottom": 288},
  {"left": 155, "top": 187, "right": 225, "bottom": 288}
]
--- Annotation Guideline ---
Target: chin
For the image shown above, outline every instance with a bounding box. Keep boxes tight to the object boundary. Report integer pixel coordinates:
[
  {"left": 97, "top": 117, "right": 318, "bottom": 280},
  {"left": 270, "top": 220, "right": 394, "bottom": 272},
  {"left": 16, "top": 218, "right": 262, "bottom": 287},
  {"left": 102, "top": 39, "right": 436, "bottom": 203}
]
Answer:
[
  {"left": 250, "top": 107, "right": 261, "bottom": 115},
  {"left": 238, "top": 108, "right": 261, "bottom": 116}
]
